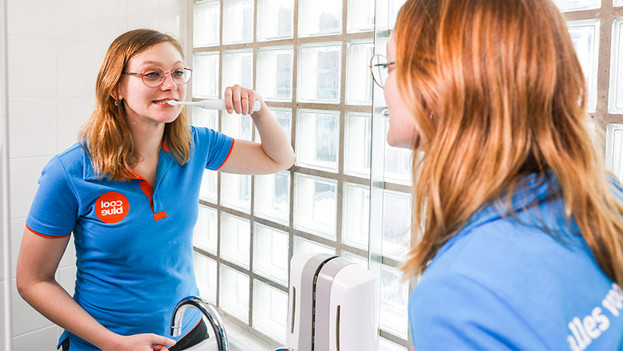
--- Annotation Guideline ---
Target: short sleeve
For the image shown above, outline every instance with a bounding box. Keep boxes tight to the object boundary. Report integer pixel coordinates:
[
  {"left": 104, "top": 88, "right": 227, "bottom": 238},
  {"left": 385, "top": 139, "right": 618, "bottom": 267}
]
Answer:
[
  {"left": 192, "top": 126, "right": 234, "bottom": 170},
  {"left": 26, "top": 156, "right": 79, "bottom": 237},
  {"left": 408, "top": 272, "right": 547, "bottom": 350}
]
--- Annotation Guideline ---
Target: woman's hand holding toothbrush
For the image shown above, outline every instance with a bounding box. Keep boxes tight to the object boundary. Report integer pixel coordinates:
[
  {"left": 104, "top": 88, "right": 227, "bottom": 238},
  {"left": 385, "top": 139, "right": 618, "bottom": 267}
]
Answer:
[{"left": 224, "top": 84, "right": 264, "bottom": 116}]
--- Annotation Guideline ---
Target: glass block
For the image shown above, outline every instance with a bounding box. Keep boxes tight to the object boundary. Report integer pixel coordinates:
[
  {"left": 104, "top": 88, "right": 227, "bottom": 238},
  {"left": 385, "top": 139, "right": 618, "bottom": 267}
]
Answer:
[
  {"left": 609, "top": 18, "right": 623, "bottom": 114},
  {"left": 341, "top": 251, "right": 368, "bottom": 269},
  {"left": 345, "top": 112, "right": 372, "bottom": 178},
  {"left": 222, "top": 113, "right": 253, "bottom": 141},
  {"left": 194, "top": 253, "right": 217, "bottom": 304},
  {"left": 222, "top": 49, "right": 253, "bottom": 92},
  {"left": 220, "top": 213, "right": 251, "bottom": 268},
  {"left": 253, "top": 223, "right": 289, "bottom": 285},
  {"left": 553, "top": 0, "right": 600, "bottom": 12},
  {"left": 194, "top": 205, "right": 218, "bottom": 254},
  {"left": 294, "top": 174, "right": 337, "bottom": 239},
  {"left": 221, "top": 173, "right": 251, "bottom": 213},
  {"left": 253, "top": 280, "right": 288, "bottom": 343},
  {"left": 254, "top": 171, "right": 290, "bottom": 225},
  {"left": 376, "top": 0, "right": 407, "bottom": 31},
  {"left": 199, "top": 170, "right": 218, "bottom": 203},
  {"left": 296, "top": 109, "right": 339, "bottom": 172},
  {"left": 192, "top": 107, "right": 219, "bottom": 129},
  {"left": 257, "top": 46, "right": 294, "bottom": 101},
  {"left": 342, "top": 182, "right": 370, "bottom": 250},
  {"left": 193, "top": 52, "right": 220, "bottom": 98},
  {"left": 606, "top": 124, "right": 623, "bottom": 181},
  {"left": 379, "top": 338, "right": 408, "bottom": 351},
  {"left": 384, "top": 145, "right": 412, "bottom": 186},
  {"left": 380, "top": 265, "right": 409, "bottom": 339},
  {"left": 194, "top": 0, "right": 220, "bottom": 47},
  {"left": 298, "top": 0, "right": 342, "bottom": 37},
  {"left": 346, "top": 40, "right": 374, "bottom": 105},
  {"left": 382, "top": 190, "right": 411, "bottom": 260},
  {"left": 347, "top": 0, "right": 374, "bottom": 33},
  {"left": 567, "top": 19, "right": 600, "bottom": 113},
  {"left": 298, "top": 43, "right": 341, "bottom": 103},
  {"left": 219, "top": 264, "right": 250, "bottom": 323},
  {"left": 223, "top": 0, "right": 254, "bottom": 44},
  {"left": 293, "top": 236, "right": 336, "bottom": 256},
  {"left": 257, "top": 0, "right": 294, "bottom": 41}
]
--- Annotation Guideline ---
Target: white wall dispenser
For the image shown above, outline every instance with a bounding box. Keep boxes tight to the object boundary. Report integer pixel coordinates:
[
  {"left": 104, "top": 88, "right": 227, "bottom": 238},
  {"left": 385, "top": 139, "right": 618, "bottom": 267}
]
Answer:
[{"left": 287, "top": 253, "right": 378, "bottom": 351}]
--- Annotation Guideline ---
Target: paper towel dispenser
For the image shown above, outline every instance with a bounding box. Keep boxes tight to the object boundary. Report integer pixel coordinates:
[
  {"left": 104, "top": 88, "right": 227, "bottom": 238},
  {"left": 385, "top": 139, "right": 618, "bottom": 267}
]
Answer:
[{"left": 287, "top": 253, "right": 378, "bottom": 351}]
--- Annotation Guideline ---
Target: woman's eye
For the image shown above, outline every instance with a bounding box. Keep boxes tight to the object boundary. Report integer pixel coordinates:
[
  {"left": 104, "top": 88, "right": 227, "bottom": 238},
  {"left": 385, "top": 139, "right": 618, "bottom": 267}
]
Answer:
[
  {"left": 172, "top": 70, "right": 185, "bottom": 78},
  {"left": 144, "top": 72, "right": 161, "bottom": 79}
]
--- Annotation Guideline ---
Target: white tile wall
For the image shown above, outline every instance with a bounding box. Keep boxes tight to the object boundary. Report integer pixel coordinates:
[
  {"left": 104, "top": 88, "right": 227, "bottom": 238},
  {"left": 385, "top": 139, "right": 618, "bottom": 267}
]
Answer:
[{"left": 5, "top": 0, "right": 188, "bottom": 349}]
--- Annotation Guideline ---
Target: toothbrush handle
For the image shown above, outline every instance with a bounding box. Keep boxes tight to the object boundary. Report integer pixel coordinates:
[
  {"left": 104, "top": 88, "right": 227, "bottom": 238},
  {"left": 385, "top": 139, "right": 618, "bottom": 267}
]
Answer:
[{"left": 199, "top": 99, "right": 261, "bottom": 112}]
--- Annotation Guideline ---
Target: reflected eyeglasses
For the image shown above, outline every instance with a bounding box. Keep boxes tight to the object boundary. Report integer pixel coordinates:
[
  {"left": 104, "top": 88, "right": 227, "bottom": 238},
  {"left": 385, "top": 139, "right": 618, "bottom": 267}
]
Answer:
[
  {"left": 123, "top": 67, "right": 192, "bottom": 87},
  {"left": 369, "top": 54, "right": 395, "bottom": 89}
]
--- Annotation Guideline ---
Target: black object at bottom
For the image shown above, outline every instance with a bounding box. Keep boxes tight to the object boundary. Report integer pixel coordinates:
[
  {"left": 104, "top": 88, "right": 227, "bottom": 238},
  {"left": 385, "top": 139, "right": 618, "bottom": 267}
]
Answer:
[
  {"left": 59, "top": 319, "right": 209, "bottom": 351},
  {"left": 170, "top": 319, "right": 209, "bottom": 351}
]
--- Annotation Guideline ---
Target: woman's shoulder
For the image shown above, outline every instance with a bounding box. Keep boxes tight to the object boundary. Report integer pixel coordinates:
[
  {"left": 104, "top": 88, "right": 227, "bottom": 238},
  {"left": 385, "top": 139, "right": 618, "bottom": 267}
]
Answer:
[{"left": 44, "top": 142, "right": 87, "bottom": 175}]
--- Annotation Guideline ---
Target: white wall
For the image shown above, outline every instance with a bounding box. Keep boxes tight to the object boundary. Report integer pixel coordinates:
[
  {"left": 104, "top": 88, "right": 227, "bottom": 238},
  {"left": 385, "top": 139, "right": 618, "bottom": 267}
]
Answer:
[{"left": 5, "top": 1, "right": 188, "bottom": 349}]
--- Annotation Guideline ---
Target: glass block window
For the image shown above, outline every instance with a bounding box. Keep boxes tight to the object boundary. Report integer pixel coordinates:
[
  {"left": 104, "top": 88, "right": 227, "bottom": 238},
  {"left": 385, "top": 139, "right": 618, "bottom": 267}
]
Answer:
[
  {"left": 567, "top": 19, "right": 600, "bottom": 112},
  {"left": 194, "top": 205, "right": 218, "bottom": 254},
  {"left": 553, "top": 0, "right": 601, "bottom": 12},
  {"left": 192, "top": 52, "right": 220, "bottom": 98},
  {"left": 256, "top": 46, "right": 294, "bottom": 101},
  {"left": 293, "top": 173, "right": 337, "bottom": 239},
  {"left": 347, "top": 40, "right": 375, "bottom": 105},
  {"left": 297, "top": 43, "right": 341, "bottom": 103},
  {"left": 219, "top": 264, "right": 250, "bottom": 322},
  {"left": 380, "top": 265, "right": 409, "bottom": 339},
  {"left": 257, "top": 0, "right": 294, "bottom": 41},
  {"left": 223, "top": 0, "right": 254, "bottom": 44},
  {"left": 345, "top": 112, "right": 372, "bottom": 177},
  {"left": 252, "top": 280, "right": 289, "bottom": 341},
  {"left": 609, "top": 17, "right": 623, "bottom": 114},
  {"left": 194, "top": 252, "right": 218, "bottom": 303},
  {"left": 606, "top": 124, "right": 623, "bottom": 181},
  {"left": 191, "top": 0, "right": 376, "bottom": 346},
  {"left": 194, "top": 0, "right": 220, "bottom": 47},
  {"left": 295, "top": 109, "right": 340, "bottom": 172},
  {"left": 298, "top": 0, "right": 342, "bottom": 37}
]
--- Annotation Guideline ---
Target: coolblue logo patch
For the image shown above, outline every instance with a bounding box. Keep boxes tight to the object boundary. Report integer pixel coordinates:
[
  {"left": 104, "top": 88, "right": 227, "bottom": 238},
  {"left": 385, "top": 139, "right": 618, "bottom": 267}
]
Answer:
[
  {"left": 95, "top": 192, "right": 129, "bottom": 223},
  {"left": 567, "top": 283, "right": 623, "bottom": 351}
]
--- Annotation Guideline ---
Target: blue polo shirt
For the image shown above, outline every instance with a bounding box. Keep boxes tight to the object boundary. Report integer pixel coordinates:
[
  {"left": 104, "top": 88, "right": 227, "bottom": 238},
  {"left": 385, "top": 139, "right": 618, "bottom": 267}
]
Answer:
[
  {"left": 409, "top": 173, "right": 623, "bottom": 350},
  {"left": 26, "top": 126, "right": 234, "bottom": 350}
]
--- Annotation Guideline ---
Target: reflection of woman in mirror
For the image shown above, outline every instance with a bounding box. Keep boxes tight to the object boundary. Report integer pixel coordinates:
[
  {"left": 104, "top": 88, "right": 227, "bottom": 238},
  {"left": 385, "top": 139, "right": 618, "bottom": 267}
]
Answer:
[
  {"left": 379, "top": 0, "right": 623, "bottom": 349},
  {"left": 16, "top": 29, "right": 295, "bottom": 351}
]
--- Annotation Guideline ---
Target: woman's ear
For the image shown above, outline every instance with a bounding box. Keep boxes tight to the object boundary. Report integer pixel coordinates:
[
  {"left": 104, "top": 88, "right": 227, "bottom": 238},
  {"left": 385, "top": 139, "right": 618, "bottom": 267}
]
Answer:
[{"left": 110, "top": 88, "right": 122, "bottom": 102}]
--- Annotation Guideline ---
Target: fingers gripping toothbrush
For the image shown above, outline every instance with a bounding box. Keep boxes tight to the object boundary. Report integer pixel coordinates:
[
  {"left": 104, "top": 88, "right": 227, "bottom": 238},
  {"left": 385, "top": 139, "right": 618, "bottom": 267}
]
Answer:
[{"left": 167, "top": 99, "right": 261, "bottom": 112}]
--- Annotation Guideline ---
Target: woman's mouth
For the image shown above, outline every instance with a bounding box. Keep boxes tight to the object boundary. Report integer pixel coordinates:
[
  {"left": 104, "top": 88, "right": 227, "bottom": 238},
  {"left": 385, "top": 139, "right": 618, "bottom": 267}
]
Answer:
[{"left": 153, "top": 99, "right": 175, "bottom": 105}]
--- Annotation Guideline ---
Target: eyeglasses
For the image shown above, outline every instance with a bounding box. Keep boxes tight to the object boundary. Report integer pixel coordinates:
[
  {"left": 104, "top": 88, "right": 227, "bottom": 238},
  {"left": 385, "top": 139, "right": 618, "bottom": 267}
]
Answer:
[
  {"left": 123, "top": 67, "right": 192, "bottom": 87},
  {"left": 369, "top": 54, "right": 395, "bottom": 89}
]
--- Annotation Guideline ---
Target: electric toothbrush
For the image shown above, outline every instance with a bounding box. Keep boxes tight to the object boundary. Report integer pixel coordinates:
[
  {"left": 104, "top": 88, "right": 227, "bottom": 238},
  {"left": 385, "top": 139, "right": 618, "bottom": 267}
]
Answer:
[{"left": 167, "top": 99, "right": 261, "bottom": 112}]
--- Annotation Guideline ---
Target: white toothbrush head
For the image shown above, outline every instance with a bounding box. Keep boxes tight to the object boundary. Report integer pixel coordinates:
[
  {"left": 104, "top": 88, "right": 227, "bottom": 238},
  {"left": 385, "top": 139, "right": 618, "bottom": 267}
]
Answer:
[{"left": 166, "top": 100, "right": 180, "bottom": 106}]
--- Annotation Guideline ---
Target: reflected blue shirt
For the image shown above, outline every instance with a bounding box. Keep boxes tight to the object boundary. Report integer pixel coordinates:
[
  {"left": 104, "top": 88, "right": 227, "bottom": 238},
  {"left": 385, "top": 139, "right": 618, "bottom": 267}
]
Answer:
[
  {"left": 26, "top": 126, "right": 233, "bottom": 350},
  {"left": 409, "top": 173, "right": 623, "bottom": 350}
]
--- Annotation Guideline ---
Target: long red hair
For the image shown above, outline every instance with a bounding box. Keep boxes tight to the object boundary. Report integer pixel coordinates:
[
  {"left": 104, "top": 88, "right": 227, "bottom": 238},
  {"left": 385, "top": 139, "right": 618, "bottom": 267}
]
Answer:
[{"left": 396, "top": 0, "right": 623, "bottom": 286}]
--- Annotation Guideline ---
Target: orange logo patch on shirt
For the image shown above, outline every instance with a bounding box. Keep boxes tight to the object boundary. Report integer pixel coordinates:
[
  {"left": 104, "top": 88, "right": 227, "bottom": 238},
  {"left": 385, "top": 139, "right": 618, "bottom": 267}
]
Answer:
[{"left": 95, "top": 192, "right": 129, "bottom": 223}]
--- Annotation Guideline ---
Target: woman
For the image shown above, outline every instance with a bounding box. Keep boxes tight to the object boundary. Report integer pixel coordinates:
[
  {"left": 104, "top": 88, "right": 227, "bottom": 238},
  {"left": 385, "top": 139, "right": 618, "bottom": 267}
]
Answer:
[
  {"left": 16, "top": 29, "right": 295, "bottom": 351},
  {"left": 380, "top": 0, "right": 623, "bottom": 349}
]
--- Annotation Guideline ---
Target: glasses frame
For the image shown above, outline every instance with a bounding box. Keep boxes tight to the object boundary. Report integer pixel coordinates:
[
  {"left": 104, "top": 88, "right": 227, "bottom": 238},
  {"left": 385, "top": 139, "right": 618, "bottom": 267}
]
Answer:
[
  {"left": 122, "top": 67, "right": 193, "bottom": 87},
  {"left": 369, "top": 54, "right": 395, "bottom": 89}
]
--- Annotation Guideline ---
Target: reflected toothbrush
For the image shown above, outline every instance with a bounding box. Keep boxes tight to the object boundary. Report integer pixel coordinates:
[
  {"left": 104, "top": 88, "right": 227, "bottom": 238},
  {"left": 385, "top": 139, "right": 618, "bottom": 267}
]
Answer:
[{"left": 167, "top": 99, "right": 261, "bottom": 112}]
